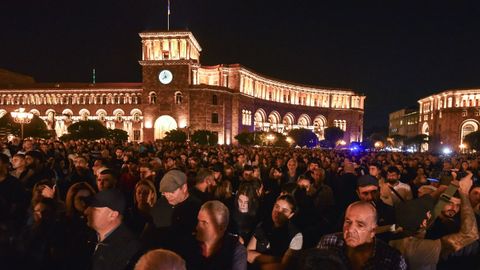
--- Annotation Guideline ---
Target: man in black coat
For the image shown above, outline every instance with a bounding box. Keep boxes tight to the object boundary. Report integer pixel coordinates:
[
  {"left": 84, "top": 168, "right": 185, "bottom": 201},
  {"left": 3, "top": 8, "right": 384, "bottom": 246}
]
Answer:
[{"left": 85, "top": 189, "right": 142, "bottom": 270}]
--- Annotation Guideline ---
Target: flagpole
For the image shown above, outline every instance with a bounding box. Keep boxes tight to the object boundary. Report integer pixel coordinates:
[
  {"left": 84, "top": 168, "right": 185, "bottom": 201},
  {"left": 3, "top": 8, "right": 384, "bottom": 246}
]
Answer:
[{"left": 167, "top": 0, "right": 170, "bottom": 30}]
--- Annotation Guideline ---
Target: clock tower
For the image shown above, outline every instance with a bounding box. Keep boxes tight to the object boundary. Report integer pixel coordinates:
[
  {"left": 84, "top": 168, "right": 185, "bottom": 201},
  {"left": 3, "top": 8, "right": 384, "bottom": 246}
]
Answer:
[
  {"left": 139, "top": 31, "right": 202, "bottom": 88},
  {"left": 139, "top": 31, "right": 202, "bottom": 141}
]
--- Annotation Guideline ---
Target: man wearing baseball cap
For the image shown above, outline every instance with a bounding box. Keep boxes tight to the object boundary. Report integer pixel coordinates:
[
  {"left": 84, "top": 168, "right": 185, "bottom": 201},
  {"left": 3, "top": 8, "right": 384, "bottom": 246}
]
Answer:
[
  {"left": 85, "top": 189, "right": 141, "bottom": 270},
  {"left": 356, "top": 175, "right": 396, "bottom": 237},
  {"left": 148, "top": 169, "right": 201, "bottom": 251}
]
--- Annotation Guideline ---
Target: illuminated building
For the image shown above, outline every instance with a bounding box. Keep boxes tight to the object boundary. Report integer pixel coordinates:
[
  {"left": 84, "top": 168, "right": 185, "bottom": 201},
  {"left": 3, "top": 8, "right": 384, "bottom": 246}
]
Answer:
[
  {"left": 418, "top": 89, "right": 480, "bottom": 151},
  {"left": 0, "top": 31, "right": 365, "bottom": 144}
]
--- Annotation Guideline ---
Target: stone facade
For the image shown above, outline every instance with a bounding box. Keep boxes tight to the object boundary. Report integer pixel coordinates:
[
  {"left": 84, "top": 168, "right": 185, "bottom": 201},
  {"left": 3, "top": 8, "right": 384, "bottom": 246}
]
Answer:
[
  {"left": 0, "top": 31, "right": 365, "bottom": 144},
  {"left": 417, "top": 89, "right": 480, "bottom": 151}
]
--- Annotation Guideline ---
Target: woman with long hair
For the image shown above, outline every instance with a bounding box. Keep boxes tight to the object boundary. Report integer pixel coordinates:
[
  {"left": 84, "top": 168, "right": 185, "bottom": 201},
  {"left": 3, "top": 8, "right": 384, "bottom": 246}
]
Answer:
[
  {"left": 229, "top": 181, "right": 260, "bottom": 246},
  {"left": 125, "top": 180, "right": 157, "bottom": 236}
]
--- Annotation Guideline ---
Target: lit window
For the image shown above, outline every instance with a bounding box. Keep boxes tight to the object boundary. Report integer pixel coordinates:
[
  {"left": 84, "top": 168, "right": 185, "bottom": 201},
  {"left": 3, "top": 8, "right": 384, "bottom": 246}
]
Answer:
[
  {"left": 149, "top": 92, "right": 157, "bottom": 104},
  {"left": 175, "top": 92, "right": 183, "bottom": 104}
]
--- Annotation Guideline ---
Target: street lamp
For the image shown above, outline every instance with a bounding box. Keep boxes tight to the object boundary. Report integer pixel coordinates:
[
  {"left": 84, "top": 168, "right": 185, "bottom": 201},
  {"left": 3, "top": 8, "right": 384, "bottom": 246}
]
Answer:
[
  {"left": 459, "top": 143, "right": 466, "bottom": 153},
  {"left": 11, "top": 108, "right": 33, "bottom": 140},
  {"left": 266, "top": 133, "right": 275, "bottom": 145}
]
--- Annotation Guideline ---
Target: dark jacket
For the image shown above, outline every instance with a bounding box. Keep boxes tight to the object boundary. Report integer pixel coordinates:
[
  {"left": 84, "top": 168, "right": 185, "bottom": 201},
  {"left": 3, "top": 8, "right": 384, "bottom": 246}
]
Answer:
[
  {"left": 90, "top": 223, "right": 142, "bottom": 270},
  {"left": 180, "top": 234, "right": 247, "bottom": 270}
]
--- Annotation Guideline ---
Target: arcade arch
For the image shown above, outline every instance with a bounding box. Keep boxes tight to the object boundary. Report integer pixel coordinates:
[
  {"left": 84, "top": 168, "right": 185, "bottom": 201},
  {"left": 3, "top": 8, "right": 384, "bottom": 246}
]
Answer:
[
  {"left": 282, "top": 113, "right": 295, "bottom": 132},
  {"left": 313, "top": 115, "right": 327, "bottom": 140},
  {"left": 460, "top": 119, "right": 479, "bottom": 144},
  {"left": 268, "top": 111, "right": 281, "bottom": 132},
  {"left": 154, "top": 115, "right": 177, "bottom": 140},
  {"left": 254, "top": 109, "right": 267, "bottom": 131}
]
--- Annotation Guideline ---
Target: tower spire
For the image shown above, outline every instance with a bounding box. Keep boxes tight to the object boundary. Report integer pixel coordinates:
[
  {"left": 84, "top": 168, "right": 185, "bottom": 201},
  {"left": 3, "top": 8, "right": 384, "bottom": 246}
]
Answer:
[{"left": 167, "top": 0, "right": 171, "bottom": 30}]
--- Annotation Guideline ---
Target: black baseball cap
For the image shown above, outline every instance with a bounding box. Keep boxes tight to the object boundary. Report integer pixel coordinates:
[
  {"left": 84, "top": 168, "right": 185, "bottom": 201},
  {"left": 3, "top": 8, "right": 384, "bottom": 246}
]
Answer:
[
  {"left": 357, "top": 175, "right": 379, "bottom": 187},
  {"left": 86, "top": 189, "right": 126, "bottom": 214}
]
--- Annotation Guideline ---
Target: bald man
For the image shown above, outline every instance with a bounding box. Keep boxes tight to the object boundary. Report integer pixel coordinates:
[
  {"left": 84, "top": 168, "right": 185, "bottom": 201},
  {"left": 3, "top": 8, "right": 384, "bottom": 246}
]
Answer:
[{"left": 318, "top": 201, "right": 407, "bottom": 270}]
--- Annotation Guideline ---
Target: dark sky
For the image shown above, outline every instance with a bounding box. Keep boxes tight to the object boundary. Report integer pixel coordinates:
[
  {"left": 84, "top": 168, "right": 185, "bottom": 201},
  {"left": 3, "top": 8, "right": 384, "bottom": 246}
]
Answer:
[{"left": 2, "top": 0, "right": 480, "bottom": 134}]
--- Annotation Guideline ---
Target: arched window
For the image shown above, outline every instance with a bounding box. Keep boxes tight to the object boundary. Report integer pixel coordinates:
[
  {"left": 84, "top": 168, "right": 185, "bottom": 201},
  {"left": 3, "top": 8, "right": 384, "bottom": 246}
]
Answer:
[
  {"left": 175, "top": 92, "right": 183, "bottom": 105},
  {"left": 149, "top": 92, "right": 157, "bottom": 104},
  {"left": 133, "top": 112, "right": 141, "bottom": 122}
]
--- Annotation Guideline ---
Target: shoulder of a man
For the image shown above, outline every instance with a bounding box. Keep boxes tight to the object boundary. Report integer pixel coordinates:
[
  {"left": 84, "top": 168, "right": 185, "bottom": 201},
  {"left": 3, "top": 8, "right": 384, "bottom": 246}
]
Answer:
[
  {"left": 373, "top": 238, "right": 407, "bottom": 269},
  {"left": 317, "top": 232, "right": 344, "bottom": 249}
]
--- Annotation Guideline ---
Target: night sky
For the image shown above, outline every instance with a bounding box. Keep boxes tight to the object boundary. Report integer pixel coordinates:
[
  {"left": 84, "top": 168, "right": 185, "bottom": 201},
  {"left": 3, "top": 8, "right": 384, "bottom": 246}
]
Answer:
[{"left": 2, "top": 0, "right": 480, "bottom": 134}]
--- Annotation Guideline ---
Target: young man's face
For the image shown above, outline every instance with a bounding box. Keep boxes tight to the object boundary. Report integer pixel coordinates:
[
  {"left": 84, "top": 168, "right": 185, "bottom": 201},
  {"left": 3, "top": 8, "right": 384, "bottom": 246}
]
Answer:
[
  {"left": 356, "top": 185, "right": 379, "bottom": 202},
  {"left": 369, "top": 166, "right": 380, "bottom": 177},
  {"left": 442, "top": 197, "right": 461, "bottom": 218}
]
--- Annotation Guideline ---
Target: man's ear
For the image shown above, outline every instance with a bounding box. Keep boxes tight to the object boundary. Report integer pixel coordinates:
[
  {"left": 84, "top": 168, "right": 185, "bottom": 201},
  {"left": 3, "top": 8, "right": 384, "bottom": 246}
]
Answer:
[{"left": 110, "top": 210, "right": 120, "bottom": 219}]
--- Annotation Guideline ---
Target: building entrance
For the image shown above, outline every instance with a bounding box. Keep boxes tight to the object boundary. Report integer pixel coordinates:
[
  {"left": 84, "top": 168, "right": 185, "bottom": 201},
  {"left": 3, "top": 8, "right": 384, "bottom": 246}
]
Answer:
[{"left": 154, "top": 115, "right": 177, "bottom": 140}]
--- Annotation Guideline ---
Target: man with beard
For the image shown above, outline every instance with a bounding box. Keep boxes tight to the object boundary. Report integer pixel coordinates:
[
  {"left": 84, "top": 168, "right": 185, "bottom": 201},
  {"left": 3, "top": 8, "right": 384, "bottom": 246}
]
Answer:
[
  {"left": 383, "top": 166, "right": 413, "bottom": 206},
  {"left": 190, "top": 168, "right": 216, "bottom": 204},
  {"left": 67, "top": 155, "right": 96, "bottom": 191},
  {"left": 318, "top": 201, "right": 407, "bottom": 270},
  {"left": 24, "top": 150, "right": 56, "bottom": 193},
  {"left": 180, "top": 200, "right": 246, "bottom": 270},
  {"left": 426, "top": 195, "right": 461, "bottom": 239},
  {"left": 390, "top": 172, "right": 479, "bottom": 270},
  {"left": 425, "top": 192, "right": 480, "bottom": 270},
  {"left": 356, "top": 175, "right": 396, "bottom": 231}
]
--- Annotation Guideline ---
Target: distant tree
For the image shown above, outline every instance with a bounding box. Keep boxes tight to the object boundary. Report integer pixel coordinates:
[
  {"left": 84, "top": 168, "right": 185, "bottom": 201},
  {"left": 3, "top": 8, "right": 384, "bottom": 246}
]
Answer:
[
  {"left": 164, "top": 129, "right": 187, "bottom": 143},
  {"left": 368, "top": 132, "right": 386, "bottom": 144},
  {"left": 192, "top": 130, "right": 218, "bottom": 145},
  {"left": 389, "top": 134, "right": 407, "bottom": 147},
  {"left": 0, "top": 114, "right": 51, "bottom": 138},
  {"left": 288, "top": 128, "right": 318, "bottom": 147},
  {"left": 464, "top": 131, "right": 480, "bottom": 151},
  {"left": 235, "top": 132, "right": 254, "bottom": 145},
  {"left": 404, "top": 134, "right": 429, "bottom": 151},
  {"left": 324, "top": 127, "right": 344, "bottom": 146},
  {"left": 319, "top": 140, "right": 334, "bottom": 148},
  {"left": 107, "top": 129, "right": 129, "bottom": 142},
  {"left": 271, "top": 132, "right": 288, "bottom": 147},
  {"left": 61, "top": 120, "right": 108, "bottom": 140},
  {"left": 235, "top": 131, "right": 267, "bottom": 145}
]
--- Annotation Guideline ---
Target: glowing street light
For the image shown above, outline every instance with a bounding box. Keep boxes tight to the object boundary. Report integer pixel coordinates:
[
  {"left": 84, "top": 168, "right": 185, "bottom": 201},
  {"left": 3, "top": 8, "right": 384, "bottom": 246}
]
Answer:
[
  {"left": 266, "top": 133, "right": 275, "bottom": 145},
  {"left": 374, "top": 141, "right": 383, "bottom": 148},
  {"left": 338, "top": 140, "right": 347, "bottom": 146},
  {"left": 10, "top": 108, "right": 33, "bottom": 140},
  {"left": 286, "top": 136, "right": 294, "bottom": 144}
]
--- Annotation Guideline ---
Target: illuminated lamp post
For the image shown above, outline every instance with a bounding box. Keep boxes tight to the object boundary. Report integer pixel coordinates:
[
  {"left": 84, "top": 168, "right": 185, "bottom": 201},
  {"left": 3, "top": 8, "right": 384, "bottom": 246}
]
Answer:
[
  {"left": 266, "top": 133, "right": 275, "bottom": 146},
  {"left": 459, "top": 143, "right": 466, "bottom": 154},
  {"left": 11, "top": 108, "right": 33, "bottom": 140}
]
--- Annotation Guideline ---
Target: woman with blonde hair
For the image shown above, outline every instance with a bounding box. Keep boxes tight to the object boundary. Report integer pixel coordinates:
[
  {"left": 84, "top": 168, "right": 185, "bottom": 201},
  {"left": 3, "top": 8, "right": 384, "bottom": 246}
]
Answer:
[{"left": 125, "top": 180, "right": 157, "bottom": 236}]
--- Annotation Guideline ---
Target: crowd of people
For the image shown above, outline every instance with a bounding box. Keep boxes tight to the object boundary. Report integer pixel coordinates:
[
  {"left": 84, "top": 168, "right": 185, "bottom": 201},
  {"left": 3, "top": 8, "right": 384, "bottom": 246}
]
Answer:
[{"left": 0, "top": 137, "right": 479, "bottom": 270}]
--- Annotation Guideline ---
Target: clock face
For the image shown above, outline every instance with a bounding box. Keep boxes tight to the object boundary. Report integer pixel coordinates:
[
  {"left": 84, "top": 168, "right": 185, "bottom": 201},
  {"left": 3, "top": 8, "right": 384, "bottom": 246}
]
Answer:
[{"left": 158, "top": 69, "right": 173, "bottom": 84}]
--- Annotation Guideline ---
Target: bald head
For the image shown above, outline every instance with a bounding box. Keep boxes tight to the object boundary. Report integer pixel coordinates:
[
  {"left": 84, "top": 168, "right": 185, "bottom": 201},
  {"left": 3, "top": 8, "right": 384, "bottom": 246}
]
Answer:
[
  {"left": 343, "top": 201, "right": 377, "bottom": 248},
  {"left": 345, "top": 201, "right": 377, "bottom": 225}
]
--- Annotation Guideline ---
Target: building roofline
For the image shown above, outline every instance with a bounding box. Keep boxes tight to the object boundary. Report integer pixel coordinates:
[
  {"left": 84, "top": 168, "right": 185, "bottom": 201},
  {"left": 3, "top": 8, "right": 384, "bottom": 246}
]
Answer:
[
  {"left": 0, "top": 82, "right": 143, "bottom": 90},
  {"left": 200, "top": 63, "right": 363, "bottom": 96},
  {"left": 139, "top": 30, "right": 202, "bottom": 52}
]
